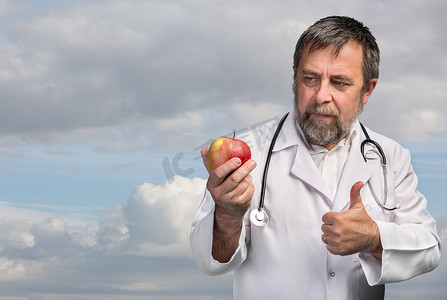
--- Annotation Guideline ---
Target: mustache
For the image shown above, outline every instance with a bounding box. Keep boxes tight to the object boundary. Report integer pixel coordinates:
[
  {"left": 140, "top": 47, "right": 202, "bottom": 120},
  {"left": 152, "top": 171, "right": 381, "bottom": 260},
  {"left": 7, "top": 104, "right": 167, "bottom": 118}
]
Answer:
[{"left": 305, "top": 104, "right": 339, "bottom": 117}]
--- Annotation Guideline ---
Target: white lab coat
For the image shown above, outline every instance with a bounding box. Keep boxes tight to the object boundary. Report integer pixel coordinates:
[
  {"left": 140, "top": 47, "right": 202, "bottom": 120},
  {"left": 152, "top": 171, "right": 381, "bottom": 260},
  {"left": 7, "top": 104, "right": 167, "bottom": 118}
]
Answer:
[{"left": 189, "top": 110, "right": 441, "bottom": 300}]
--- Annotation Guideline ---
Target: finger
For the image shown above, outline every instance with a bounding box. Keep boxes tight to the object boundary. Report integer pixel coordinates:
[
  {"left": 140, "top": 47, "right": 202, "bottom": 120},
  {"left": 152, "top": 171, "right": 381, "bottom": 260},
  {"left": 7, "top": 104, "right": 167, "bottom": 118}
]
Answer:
[
  {"left": 233, "top": 181, "right": 255, "bottom": 209},
  {"left": 201, "top": 148, "right": 210, "bottom": 172},
  {"left": 321, "top": 234, "right": 328, "bottom": 244},
  {"left": 349, "top": 181, "right": 364, "bottom": 210},
  {"left": 223, "top": 159, "right": 257, "bottom": 189},
  {"left": 214, "top": 179, "right": 255, "bottom": 219},
  {"left": 326, "top": 243, "right": 339, "bottom": 255},
  {"left": 321, "top": 223, "right": 331, "bottom": 235},
  {"left": 216, "top": 172, "right": 250, "bottom": 201},
  {"left": 208, "top": 157, "right": 242, "bottom": 188},
  {"left": 321, "top": 211, "right": 335, "bottom": 225}
]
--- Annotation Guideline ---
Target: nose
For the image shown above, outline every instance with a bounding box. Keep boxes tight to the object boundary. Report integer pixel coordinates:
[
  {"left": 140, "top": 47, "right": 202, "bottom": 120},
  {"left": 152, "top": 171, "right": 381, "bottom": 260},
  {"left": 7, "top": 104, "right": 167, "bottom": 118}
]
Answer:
[{"left": 314, "top": 80, "right": 332, "bottom": 104}]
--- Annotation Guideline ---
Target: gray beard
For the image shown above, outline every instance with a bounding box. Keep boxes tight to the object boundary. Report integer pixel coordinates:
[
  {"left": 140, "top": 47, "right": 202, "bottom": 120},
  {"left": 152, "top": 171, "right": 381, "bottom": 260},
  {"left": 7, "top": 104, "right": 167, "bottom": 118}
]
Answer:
[{"left": 294, "top": 101, "right": 363, "bottom": 146}]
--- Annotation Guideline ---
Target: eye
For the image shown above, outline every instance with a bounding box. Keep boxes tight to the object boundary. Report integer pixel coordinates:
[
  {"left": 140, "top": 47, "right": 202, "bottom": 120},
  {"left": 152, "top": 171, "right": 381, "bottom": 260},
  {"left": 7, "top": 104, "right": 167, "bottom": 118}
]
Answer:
[
  {"left": 332, "top": 80, "right": 348, "bottom": 87},
  {"left": 303, "top": 76, "right": 319, "bottom": 86}
]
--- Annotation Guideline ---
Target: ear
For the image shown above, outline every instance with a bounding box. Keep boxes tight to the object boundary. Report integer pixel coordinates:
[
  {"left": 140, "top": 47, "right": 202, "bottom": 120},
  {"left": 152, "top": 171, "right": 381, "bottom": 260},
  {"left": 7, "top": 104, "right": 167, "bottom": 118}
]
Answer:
[{"left": 361, "top": 78, "right": 378, "bottom": 105}]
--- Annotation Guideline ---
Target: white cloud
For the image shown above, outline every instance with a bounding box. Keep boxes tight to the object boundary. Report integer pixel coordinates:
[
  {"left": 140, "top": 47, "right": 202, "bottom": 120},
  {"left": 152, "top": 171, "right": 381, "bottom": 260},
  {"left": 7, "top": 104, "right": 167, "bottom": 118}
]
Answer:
[
  {"left": 218, "top": 102, "right": 288, "bottom": 128},
  {"left": 0, "top": 202, "right": 54, "bottom": 223},
  {"left": 0, "top": 175, "right": 446, "bottom": 299},
  {"left": 0, "top": 257, "right": 26, "bottom": 280},
  {"left": 155, "top": 112, "right": 205, "bottom": 133},
  {"left": 0, "top": 0, "right": 445, "bottom": 147},
  {"left": 96, "top": 176, "right": 206, "bottom": 255},
  {"left": 362, "top": 74, "right": 447, "bottom": 141},
  {"left": 0, "top": 176, "right": 212, "bottom": 298}
]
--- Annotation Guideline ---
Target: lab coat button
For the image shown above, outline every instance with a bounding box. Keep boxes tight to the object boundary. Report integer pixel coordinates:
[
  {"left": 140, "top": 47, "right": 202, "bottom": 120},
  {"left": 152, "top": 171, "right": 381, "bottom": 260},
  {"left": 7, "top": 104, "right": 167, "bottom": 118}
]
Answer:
[{"left": 330, "top": 272, "right": 335, "bottom": 277}]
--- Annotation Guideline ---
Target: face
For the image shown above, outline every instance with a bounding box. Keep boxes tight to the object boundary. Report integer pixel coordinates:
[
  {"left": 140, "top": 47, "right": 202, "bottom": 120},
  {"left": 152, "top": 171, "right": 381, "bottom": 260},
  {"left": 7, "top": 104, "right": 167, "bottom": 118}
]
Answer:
[{"left": 293, "top": 40, "right": 377, "bottom": 149}]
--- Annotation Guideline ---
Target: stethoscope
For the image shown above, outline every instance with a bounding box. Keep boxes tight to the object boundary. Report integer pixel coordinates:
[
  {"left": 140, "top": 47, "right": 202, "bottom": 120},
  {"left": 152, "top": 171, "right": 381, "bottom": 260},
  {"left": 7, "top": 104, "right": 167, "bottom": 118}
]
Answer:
[{"left": 249, "top": 113, "right": 400, "bottom": 227}]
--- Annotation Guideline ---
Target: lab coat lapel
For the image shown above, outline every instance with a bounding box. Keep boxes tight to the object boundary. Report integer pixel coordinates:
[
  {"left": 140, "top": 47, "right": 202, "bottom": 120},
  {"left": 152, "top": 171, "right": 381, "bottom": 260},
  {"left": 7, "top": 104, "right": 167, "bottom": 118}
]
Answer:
[
  {"left": 332, "top": 123, "right": 373, "bottom": 212},
  {"left": 290, "top": 143, "right": 333, "bottom": 202},
  {"left": 273, "top": 112, "right": 332, "bottom": 202}
]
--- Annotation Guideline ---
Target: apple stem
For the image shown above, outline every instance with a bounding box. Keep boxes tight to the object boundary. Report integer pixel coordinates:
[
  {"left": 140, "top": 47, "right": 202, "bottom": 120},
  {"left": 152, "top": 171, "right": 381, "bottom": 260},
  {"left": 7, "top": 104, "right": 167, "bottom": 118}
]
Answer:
[{"left": 233, "top": 131, "right": 235, "bottom": 140}]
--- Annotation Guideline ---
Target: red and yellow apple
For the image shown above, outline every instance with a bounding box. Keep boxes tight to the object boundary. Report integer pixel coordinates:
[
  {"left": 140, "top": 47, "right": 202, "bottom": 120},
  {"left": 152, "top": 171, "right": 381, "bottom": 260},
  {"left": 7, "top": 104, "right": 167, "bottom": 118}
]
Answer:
[{"left": 207, "top": 132, "right": 251, "bottom": 172}]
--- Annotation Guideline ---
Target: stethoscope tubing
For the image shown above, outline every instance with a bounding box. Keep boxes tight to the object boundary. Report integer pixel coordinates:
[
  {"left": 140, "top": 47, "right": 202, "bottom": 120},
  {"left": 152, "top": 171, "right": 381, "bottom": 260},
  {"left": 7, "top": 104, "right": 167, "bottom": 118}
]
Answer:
[{"left": 259, "top": 112, "right": 290, "bottom": 210}]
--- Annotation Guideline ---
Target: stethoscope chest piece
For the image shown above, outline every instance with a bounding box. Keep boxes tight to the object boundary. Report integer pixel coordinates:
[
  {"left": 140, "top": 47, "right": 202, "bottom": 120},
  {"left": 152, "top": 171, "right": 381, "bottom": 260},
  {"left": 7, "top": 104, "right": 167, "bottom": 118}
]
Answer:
[{"left": 250, "top": 208, "right": 269, "bottom": 227}]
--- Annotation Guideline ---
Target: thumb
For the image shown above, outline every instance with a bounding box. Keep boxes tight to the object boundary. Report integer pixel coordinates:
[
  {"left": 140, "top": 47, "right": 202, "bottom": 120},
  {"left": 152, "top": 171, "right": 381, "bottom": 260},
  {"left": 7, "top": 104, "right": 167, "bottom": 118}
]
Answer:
[{"left": 349, "top": 181, "right": 364, "bottom": 209}]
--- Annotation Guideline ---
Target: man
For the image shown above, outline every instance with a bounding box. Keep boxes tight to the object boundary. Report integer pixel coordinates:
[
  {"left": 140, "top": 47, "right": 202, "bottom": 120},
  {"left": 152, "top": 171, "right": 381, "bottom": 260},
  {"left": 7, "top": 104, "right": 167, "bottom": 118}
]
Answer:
[{"left": 189, "top": 16, "right": 441, "bottom": 299}]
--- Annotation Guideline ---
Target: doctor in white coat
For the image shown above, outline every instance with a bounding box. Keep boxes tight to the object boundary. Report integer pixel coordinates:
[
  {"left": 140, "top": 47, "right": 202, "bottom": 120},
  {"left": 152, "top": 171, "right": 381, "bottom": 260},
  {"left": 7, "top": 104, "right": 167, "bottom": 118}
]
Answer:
[{"left": 189, "top": 16, "right": 441, "bottom": 300}]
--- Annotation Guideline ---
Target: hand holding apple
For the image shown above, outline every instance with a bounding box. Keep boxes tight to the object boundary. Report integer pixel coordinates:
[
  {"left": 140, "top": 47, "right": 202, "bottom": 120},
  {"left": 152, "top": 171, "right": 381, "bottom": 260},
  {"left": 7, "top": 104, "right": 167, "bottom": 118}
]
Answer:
[
  {"left": 202, "top": 133, "right": 255, "bottom": 263},
  {"left": 206, "top": 132, "right": 251, "bottom": 172}
]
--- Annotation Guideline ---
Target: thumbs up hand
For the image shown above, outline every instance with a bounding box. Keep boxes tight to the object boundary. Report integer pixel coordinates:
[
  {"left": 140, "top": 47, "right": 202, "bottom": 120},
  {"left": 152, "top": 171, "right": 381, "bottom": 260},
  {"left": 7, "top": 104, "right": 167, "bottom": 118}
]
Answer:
[{"left": 321, "top": 182, "right": 383, "bottom": 259}]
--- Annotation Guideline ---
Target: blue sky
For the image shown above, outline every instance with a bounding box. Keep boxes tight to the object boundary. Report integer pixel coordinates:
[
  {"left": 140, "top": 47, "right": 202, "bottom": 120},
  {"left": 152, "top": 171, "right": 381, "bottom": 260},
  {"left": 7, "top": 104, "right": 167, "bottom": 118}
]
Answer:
[{"left": 0, "top": 0, "right": 446, "bottom": 299}]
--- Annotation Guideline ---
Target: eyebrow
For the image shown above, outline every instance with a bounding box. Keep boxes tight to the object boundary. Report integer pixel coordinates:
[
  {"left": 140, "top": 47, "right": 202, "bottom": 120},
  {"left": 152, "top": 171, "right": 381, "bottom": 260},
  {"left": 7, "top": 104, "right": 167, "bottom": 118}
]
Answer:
[
  {"left": 302, "top": 69, "right": 320, "bottom": 77},
  {"left": 301, "top": 68, "right": 355, "bottom": 84},
  {"left": 331, "top": 75, "right": 355, "bottom": 84}
]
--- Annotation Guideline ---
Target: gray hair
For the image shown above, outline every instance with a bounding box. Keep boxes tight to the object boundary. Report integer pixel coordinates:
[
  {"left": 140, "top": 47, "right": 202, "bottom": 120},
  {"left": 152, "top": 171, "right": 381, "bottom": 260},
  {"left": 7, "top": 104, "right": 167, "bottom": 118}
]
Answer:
[{"left": 293, "top": 16, "right": 380, "bottom": 94}]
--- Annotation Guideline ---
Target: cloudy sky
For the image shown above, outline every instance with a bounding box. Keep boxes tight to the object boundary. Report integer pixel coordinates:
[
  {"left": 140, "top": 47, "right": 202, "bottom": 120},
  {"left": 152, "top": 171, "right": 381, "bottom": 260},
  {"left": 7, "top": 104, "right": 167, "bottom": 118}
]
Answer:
[{"left": 0, "top": 0, "right": 446, "bottom": 299}]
